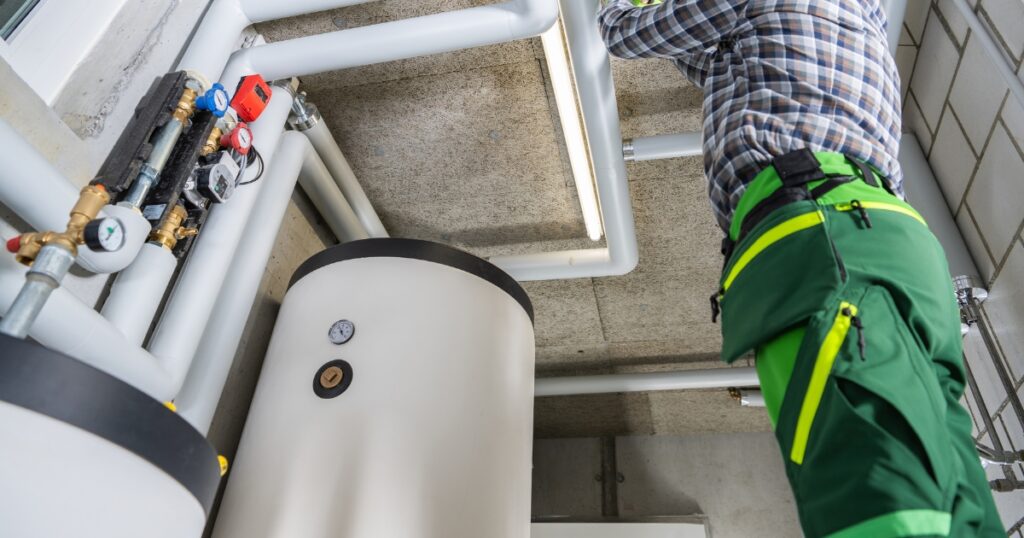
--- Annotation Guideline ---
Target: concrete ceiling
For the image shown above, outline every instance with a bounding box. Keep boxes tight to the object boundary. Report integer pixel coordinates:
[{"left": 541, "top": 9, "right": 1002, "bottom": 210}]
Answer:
[{"left": 257, "top": 0, "right": 769, "bottom": 437}]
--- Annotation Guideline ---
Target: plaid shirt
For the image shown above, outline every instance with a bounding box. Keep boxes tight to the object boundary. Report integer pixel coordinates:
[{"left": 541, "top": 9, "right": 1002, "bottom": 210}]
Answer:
[{"left": 599, "top": 0, "right": 904, "bottom": 232}]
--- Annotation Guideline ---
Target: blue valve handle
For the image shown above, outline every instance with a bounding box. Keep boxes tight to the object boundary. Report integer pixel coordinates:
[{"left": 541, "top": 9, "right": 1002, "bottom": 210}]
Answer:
[{"left": 195, "top": 83, "right": 230, "bottom": 118}]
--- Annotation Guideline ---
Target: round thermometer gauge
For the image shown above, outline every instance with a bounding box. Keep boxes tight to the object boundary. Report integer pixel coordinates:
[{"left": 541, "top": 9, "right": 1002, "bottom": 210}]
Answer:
[
  {"left": 84, "top": 217, "right": 126, "bottom": 252},
  {"left": 237, "top": 127, "right": 252, "bottom": 150},
  {"left": 213, "top": 89, "right": 229, "bottom": 112},
  {"left": 328, "top": 319, "right": 355, "bottom": 345}
]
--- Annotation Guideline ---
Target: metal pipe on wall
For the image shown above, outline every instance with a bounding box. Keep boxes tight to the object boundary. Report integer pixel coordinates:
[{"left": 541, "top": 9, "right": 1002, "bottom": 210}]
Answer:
[
  {"left": 534, "top": 367, "right": 759, "bottom": 397},
  {"left": 146, "top": 84, "right": 296, "bottom": 397},
  {"left": 218, "top": 0, "right": 559, "bottom": 87},
  {"left": 623, "top": 132, "right": 702, "bottom": 162},
  {"left": 490, "top": 0, "right": 640, "bottom": 281},
  {"left": 176, "top": 132, "right": 365, "bottom": 433}
]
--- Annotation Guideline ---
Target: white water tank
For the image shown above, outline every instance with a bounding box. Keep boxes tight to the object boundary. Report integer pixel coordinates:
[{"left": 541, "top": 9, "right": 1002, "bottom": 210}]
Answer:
[
  {"left": 0, "top": 334, "right": 220, "bottom": 538},
  {"left": 214, "top": 238, "right": 536, "bottom": 538}
]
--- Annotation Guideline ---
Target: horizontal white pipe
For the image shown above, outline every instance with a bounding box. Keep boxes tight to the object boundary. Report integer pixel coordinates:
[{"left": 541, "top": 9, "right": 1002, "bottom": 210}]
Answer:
[
  {"left": 219, "top": 0, "right": 558, "bottom": 87},
  {"left": 177, "top": 0, "right": 382, "bottom": 85},
  {"left": 535, "top": 367, "right": 759, "bottom": 397},
  {"left": 0, "top": 248, "right": 174, "bottom": 401},
  {"left": 238, "top": 0, "right": 378, "bottom": 24},
  {"left": 623, "top": 132, "right": 702, "bottom": 162},
  {"left": 100, "top": 243, "right": 177, "bottom": 346},
  {"left": 296, "top": 142, "right": 370, "bottom": 242},
  {"left": 0, "top": 120, "right": 149, "bottom": 274},
  {"left": 146, "top": 86, "right": 295, "bottom": 397},
  {"left": 951, "top": 0, "right": 1024, "bottom": 111},
  {"left": 302, "top": 121, "right": 387, "bottom": 238},
  {"left": 490, "top": 0, "right": 639, "bottom": 281},
  {"left": 739, "top": 389, "right": 765, "bottom": 407},
  {"left": 178, "top": 132, "right": 345, "bottom": 433}
]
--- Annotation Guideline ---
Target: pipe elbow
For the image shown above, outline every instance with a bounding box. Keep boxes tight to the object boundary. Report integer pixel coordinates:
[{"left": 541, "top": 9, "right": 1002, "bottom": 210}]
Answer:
[
  {"left": 510, "top": 0, "right": 559, "bottom": 36},
  {"left": 219, "top": 49, "right": 254, "bottom": 89},
  {"left": 609, "top": 248, "right": 639, "bottom": 276},
  {"left": 75, "top": 205, "right": 152, "bottom": 274}
]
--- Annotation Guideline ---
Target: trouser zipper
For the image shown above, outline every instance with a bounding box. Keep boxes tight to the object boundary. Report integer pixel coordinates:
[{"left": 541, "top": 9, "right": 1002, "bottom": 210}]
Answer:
[{"left": 844, "top": 306, "right": 867, "bottom": 361}]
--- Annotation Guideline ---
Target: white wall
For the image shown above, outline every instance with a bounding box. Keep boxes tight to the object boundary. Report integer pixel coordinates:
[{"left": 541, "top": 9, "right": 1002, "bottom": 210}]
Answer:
[
  {"left": 900, "top": 1, "right": 1024, "bottom": 533},
  {"left": 532, "top": 434, "right": 801, "bottom": 538}
]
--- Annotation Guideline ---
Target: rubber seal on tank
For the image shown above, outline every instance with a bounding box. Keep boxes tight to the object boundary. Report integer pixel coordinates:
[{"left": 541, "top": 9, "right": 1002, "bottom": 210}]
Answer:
[
  {"left": 288, "top": 238, "right": 534, "bottom": 324},
  {"left": 0, "top": 333, "right": 221, "bottom": 515}
]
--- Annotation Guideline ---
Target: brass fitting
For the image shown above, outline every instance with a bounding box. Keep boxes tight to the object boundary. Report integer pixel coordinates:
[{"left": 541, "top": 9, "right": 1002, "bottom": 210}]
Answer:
[
  {"left": 149, "top": 205, "right": 197, "bottom": 251},
  {"left": 14, "top": 185, "right": 110, "bottom": 265},
  {"left": 201, "top": 126, "right": 223, "bottom": 156},
  {"left": 172, "top": 87, "right": 198, "bottom": 124}
]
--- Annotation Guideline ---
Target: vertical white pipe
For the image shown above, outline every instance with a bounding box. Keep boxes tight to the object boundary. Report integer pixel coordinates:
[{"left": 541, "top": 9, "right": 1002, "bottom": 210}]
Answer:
[
  {"left": 177, "top": 132, "right": 363, "bottom": 433},
  {"left": 146, "top": 85, "right": 295, "bottom": 397},
  {"left": 176, "top": 132, "right": 309, "bottom": 432},
  {"left": 100, "top": 244, "right": 177, "bottom": 345},
  {"left": 302, "top": 122, "right": 388, "bottom": 238},
  {"left": 490, "top": 0, "right": 639, "bottom": 280},
  {"left": 297, "top": 147, "right": 370, "bottom": 242}
]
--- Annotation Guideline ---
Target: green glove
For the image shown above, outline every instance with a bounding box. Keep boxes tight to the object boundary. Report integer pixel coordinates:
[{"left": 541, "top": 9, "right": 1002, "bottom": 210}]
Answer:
[{"left": 631, "top": 0, "right": 664, "bottom": 5}]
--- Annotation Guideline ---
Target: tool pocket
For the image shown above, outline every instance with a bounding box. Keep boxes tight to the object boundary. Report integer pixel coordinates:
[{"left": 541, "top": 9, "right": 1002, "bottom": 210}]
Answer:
[
  {"left": 775, "top": 287, "right": 955, "bottom": 534},
  {"left": 718, "top": 201, "right": 846, "bottom": 363}
]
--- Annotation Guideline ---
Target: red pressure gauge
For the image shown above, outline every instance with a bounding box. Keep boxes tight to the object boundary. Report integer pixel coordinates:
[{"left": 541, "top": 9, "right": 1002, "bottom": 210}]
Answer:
[
  {"left": 220, "top": 123, "right": 254, "bottom": 155},
  {"left": 231, "top": 75, "right": 272, "bottom": 122}
]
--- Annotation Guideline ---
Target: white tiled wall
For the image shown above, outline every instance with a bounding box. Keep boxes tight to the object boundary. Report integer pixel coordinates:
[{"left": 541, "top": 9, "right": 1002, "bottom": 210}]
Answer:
[{"left": 902, "top": 0, "right": 1024, "bottom": 532}]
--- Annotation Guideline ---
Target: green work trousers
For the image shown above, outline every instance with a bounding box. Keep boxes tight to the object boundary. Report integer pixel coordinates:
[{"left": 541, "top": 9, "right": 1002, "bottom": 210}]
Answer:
[{"left": 717, "top": 175, "right": 1002, "bottom": 537}]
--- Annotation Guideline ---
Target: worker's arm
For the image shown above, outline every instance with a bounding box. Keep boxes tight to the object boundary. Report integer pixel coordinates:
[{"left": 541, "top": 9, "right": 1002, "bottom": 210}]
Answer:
[{"left": 598, "top": 0, "right": 743, "bottom": 59}]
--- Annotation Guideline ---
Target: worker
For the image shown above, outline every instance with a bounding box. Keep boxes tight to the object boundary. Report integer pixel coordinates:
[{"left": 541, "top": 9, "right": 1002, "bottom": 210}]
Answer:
[{"left": 598, "top": 1, "right": 1003, "bottom": 536}]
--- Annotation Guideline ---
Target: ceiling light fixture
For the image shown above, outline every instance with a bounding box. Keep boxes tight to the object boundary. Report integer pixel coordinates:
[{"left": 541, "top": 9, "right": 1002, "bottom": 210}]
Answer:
[{"left": 540, "top": 18, "right": 604, "bottom": 242}]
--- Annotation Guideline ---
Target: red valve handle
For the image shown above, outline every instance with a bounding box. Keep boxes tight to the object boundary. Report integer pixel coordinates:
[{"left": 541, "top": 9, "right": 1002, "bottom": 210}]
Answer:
[{"left": 6, "top": 236, "right": 21, "bottom": 253}]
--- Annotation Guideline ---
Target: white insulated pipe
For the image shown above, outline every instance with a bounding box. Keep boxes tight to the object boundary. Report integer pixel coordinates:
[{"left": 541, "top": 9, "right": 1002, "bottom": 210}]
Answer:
[
  {"left": 489, "top": 0, "right": 639, "bottom": 280},
  {"left": 177, "top": 132, "right": 359, "bottom": 433},
  {"left": 219, "top": 0, "right": 558, "bottom": 87},
  {"left": 739, "top": 389, "right": 765, "bottom": 407},
  {"left": 177, "top": 0, "right": 381, "bottom": 85},
  {"left": 146, "top": 87, "right": 295, "bottom": 397},
  {"left": 0, "top": 120, "right": 150, "bottom": 274},
  {"left": 535, "top": 367, "right": 759, "bottom": 397},
  {"left": 623, "top": 132, "right": 702, "bottom": 162},
  {"left": 100, "top": 243, "right": 177, "bottom": 345},
  {"left": 302, "top": 121, "right": 387, "bottom": 238},
  {"left": 296, "top": 142, "right": 370, "bottom": 242},
  {"left": 0, "top": 248, "right": 174, "bottom": 400}
]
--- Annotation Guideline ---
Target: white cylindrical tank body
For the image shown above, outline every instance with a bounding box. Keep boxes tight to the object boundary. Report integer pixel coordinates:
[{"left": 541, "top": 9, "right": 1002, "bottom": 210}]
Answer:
[
  {"left": 0, "top": 334, "right": 221, "bottom": 538},
  {"left": 214, "top": 238, "right": 536, "bottom": 538}
]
